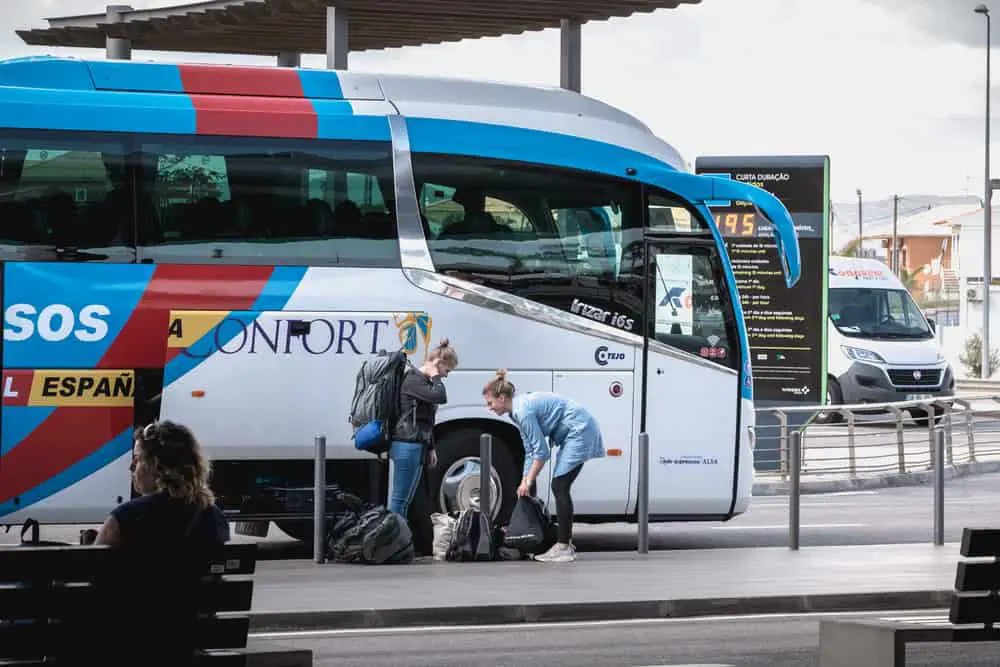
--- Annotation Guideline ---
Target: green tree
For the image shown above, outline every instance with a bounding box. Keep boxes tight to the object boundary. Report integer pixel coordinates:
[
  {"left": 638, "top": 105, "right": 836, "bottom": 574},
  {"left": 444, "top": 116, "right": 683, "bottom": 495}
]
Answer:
[{"left": 959, "top": 332, "right": 1000, "bottom": 379}]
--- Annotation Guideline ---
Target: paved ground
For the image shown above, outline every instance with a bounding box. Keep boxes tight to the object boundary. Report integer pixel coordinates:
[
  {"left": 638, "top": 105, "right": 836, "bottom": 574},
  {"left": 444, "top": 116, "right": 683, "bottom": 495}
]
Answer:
[
  {"left": 6, "top": 471, "right": 999, "bottom": 554},
  {"left": 249, "top": 611, "right": 1000, "bottom": 666},
  {"left": 241, "top": 542, "right": 961, "bottom": 629}
]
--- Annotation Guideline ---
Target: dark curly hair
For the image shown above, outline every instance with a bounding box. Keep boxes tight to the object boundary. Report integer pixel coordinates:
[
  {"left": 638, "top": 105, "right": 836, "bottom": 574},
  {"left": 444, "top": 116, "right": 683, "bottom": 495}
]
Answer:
[{"left": 134, "top": 420, "right": 215, "bottom": 508}]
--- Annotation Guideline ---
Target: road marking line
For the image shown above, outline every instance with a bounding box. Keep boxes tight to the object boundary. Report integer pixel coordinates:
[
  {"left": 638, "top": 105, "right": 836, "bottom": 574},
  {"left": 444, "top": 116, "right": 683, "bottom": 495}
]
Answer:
[
  {"left": 248, "top": 608, "right": 945, "bottom": 640},
  {"left": 711, "top": 523, "right": 864, "bottom": 530}
]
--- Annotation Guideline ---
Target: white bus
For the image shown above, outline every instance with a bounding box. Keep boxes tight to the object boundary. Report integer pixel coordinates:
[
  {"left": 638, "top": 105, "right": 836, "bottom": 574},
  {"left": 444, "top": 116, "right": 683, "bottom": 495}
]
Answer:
[{"left": 0, "top": 56, "right": 801, "bottom": 541}]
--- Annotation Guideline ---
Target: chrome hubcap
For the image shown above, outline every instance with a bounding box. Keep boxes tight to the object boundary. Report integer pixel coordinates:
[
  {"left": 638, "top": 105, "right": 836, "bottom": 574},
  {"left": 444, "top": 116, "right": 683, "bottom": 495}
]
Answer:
[{"left": 438, "top": 456, "right": 502, "bottom": 519}]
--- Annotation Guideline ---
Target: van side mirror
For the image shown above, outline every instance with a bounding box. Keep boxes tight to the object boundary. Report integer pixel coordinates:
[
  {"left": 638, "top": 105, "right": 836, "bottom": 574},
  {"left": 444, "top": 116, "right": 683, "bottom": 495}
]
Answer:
[{"left": 927, "top": 318, "right": 936, "bottom": 333}]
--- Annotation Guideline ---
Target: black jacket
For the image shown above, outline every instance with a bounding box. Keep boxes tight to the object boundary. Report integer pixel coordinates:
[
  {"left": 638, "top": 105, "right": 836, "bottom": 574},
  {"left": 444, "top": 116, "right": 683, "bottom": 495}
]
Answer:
[{"left": 393, "top": 366, "right": 447, "bottom": 449}]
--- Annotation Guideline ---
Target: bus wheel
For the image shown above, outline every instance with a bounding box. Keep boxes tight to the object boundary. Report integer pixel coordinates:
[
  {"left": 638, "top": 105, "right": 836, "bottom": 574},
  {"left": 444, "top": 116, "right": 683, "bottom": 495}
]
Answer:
[
  {"left": 816, "top": 379, "right": 844, "bottom": 424},
  {"left": 429, "top": 427, "right": 518, "bottom": 526},
  {"left": 275, "top": 520, "right": 315, "bottom": 546}
]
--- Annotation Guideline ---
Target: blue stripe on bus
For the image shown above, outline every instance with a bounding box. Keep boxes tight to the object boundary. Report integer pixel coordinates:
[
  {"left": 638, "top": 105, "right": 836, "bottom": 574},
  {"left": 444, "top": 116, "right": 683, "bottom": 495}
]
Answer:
[
  {"left": 0, "top": 428, "right": 131, "bottom": 518},
  {"left": 0, "top": 87, "right": 196, "bottom": 134},
  {"left": 311, "top": 100, "right": 391, "bottom": 141},
  {"left": 298, "top": 70, "right": 345, "bottom": 99},
  {"left": 0, "top": 407, "right": 56, "bottom": 457},
  {"left": 0, "top": 57, "right": 95, "bottom": 91},
  {"left": 405, "top": 117, "right": 677, "bottom": 180},
  {"left": 88, "top": 60, "right": 185, "bottom": 94}
]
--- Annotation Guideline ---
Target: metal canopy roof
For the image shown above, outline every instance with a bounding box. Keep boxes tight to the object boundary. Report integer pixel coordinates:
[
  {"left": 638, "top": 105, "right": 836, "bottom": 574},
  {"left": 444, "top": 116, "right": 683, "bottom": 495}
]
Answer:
[{"left": 17, "top": 0, "right": 701, "bottom": 57}]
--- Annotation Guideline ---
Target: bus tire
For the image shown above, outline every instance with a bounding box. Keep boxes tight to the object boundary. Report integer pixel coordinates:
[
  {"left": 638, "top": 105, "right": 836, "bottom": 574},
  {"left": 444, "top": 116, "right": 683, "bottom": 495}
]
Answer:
[
  {"left": 275, "top": 519, "right": 314, "bottom": 546},
  {"left": 429, "top": 427, "right": 519, "bottom": 526}
]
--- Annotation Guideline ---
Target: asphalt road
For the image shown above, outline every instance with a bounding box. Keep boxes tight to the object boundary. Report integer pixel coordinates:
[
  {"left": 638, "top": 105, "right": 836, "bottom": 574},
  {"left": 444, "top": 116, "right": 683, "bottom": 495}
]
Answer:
[
  {"left": 4, "top": 471, "right": 998, "bottom": 554},
  {"left": 248, "top": 612, "right": 1000, "bottom": 667}
]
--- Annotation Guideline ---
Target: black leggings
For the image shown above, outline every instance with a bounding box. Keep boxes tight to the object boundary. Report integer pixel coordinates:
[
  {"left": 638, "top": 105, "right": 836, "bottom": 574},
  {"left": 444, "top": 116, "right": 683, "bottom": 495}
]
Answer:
[{"left": 551, "top": 465, "right": 583, "bottom": 544}]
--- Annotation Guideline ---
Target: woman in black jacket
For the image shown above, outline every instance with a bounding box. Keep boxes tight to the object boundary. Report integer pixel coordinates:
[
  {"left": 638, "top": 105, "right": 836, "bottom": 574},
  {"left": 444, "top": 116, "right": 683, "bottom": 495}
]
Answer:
[{"left": 389, "top": 338, "right": 458, "bottom": 518}]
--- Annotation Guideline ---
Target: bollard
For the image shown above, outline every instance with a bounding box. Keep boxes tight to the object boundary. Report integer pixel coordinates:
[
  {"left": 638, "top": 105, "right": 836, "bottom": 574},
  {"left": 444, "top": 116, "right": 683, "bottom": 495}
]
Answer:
[
  {"left": 789, "top": 430, "right": 801, "bottom": 551},
  {"left": 637, "top": 432, "right": 649, "bottom": 554},
  {"left": 479, "top": 433, "right": 493, "bottom": 520},
  {"left": 933, "top": 426, "right": 945, "bottom": 547},
  {"left": 313, "top": 434, "right": 327, "bottom": 564}
]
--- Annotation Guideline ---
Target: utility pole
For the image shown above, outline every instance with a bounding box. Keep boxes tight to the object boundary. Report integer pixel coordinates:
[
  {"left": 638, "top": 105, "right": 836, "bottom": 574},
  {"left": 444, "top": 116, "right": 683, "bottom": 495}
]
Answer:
[
  {"left": 891, "top": 194, "right": 899, "bottom": 275},
  {"left": 856, "top": 189, "right": 863, "bottom": 257}
]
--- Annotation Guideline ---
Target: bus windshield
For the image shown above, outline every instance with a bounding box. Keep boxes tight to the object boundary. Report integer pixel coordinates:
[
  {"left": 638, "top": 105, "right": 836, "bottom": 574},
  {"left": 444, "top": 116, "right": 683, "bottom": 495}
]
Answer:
[{"left": 829, "top": 287, "right": 933, "bottom": 340}]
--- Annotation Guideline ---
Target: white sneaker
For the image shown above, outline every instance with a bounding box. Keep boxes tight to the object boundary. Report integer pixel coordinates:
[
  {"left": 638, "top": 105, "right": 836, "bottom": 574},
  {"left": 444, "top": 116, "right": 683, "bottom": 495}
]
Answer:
[{"left": 535, "top": 542, "right": 576, "bottom": 563}]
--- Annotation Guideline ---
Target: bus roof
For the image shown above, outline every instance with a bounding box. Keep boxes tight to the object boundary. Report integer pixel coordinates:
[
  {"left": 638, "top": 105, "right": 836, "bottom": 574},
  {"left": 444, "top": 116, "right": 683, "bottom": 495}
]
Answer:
[{"left": 0, "top": 56, "right": 688, "bottom": 173}]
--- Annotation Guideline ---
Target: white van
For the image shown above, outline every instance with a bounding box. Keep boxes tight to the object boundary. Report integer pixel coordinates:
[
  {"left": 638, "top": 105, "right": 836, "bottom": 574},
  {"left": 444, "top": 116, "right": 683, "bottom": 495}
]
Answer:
[{"left": 821, "top": 256, "right": 954, "bottom": 425}]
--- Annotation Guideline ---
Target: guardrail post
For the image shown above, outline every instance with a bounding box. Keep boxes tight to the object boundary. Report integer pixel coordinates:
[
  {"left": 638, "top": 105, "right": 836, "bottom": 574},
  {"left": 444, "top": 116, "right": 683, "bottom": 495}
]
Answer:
[
  {"left": 967, "top": 400, "right": 978, "bottom": 463},
  {"left": 314, "top": 434, "right": 327, "bottom": 564},
  {"left": 845, "top": 410, "right": 857, "bottom": 476},
  {"left": 924, "top": 401, "right": 936, "bottom": 470},
  {"left": 777, "top": 410, "right": 789, "bottom": 480},
  {"left": 479, "top": 433, "right": 493, "bottom": 521},
  {"left": 933, "top": 426, "right": 945, "bottom": 547},
  {"left": 789, "top": 429, "right": 801, "bottom": 551},
  {"left": 941, "top": 401, "right": 954, "bottom": 466},
  {"left": 887, "top": 405, "right": 906, "bottom": 473},
  {"left": 638, "top": 431, "right": 650, "bottom": 554}
]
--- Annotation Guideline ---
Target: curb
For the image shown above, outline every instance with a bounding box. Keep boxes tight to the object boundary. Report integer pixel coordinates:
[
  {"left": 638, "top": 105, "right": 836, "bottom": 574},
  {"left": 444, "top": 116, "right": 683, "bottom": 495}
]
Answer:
[
  {"left": 248, "top": 590, "right": 952, "bottom": 632},
  {"left": 752, "top": 459, "right": 1000, "bottom": 496}
]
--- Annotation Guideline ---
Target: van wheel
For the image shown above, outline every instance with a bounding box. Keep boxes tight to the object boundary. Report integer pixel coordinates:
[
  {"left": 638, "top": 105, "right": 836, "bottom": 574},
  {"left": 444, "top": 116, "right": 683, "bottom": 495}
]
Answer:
[
  {"left": 429, "top": 427, "right": 519, "bottom": 526},
  {"left": 910, "top": 406, "right": 944, "bottom": 427},
  {"left": 816, "top": 379, "right": 844, "bottom": 424}
]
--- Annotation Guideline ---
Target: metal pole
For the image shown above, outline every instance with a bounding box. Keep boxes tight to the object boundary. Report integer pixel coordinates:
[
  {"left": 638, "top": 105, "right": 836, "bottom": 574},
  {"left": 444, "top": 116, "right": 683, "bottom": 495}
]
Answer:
[
  {"left": 933, "top": 426, "right": 945, "bottom": 546},
  {"left": 637, "top": 431, "right": 650, "bottom": 554},
  {"left": 891, "top": 194, "right": 899, "bottom": 274},
  {"left": 856, "top": 189, "right": 863, "bottom": 257},
  {"left": 479, "top": 433, "right": 493, "bottom": 520},
  {"left": 980, "top": 6, "right": 993, "bottom": 380},
  {"left": 313, "top": 434, "right": 327, "bottom": 564},
  {"left": 789, "top": 430, "right": 801, "bottom": 551}
]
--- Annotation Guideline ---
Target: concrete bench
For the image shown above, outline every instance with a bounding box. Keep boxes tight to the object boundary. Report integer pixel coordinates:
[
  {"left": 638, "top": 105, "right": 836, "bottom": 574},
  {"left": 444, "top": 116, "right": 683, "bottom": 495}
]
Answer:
[{"left": 819, "top": 527, "right": 1000, "bottom": 667}]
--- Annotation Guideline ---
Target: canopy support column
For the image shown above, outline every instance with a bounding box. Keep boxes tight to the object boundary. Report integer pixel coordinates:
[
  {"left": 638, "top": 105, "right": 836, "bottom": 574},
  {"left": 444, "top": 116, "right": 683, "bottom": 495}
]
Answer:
[
  {"left": 326, "top": 6, "right": 349, "bottom": 70},
  {"left": 560, "top": 18, "right": 581, "bottom": 92}
]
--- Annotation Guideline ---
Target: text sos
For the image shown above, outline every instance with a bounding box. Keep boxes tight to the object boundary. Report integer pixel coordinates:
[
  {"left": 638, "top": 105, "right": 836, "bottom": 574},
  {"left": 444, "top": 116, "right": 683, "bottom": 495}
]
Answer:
[{"left": 4, "top": 304, "right": 111, "bottom": 342}]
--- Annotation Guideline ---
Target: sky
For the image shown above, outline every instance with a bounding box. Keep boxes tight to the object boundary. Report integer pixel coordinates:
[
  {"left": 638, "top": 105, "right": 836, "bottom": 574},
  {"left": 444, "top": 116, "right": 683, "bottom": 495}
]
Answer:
[{"left": 2, "top": 0, "right": 999, "bottom": 207}]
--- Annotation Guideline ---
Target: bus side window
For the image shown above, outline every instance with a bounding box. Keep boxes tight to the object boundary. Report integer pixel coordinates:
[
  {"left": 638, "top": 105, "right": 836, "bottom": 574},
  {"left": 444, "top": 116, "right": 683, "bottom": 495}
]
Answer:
[
  {"left": 136, "top": 136, "right": 400, "bottom": 268},
  {"left": 411, "top": 153, "right": 643, "bottom": 331},
  {"left": 0, "top": 131, "right": 134, "bottom": 261}
]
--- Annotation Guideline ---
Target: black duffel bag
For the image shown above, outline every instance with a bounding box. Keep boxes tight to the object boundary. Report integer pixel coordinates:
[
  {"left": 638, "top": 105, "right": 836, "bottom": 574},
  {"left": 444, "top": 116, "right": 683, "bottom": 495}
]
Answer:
[{"left": 503, "top": 496, "right": 556, "bottom": 555}]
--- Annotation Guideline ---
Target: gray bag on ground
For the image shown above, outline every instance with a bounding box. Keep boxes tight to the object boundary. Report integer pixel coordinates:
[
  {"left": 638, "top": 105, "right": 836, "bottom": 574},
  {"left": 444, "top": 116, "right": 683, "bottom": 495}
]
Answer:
[{"left": 327, "top": 505, "right": 415, "bottom": 565}]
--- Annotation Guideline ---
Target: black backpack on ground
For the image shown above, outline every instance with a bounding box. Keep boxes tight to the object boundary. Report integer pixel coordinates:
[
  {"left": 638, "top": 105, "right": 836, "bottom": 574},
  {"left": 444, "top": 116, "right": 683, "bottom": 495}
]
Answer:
[
  {"left": 445, "top": 508, "right": 495, "bottom": 562},
  {"left": 504, "top": 495, "right": 557, "bottom": 555}
]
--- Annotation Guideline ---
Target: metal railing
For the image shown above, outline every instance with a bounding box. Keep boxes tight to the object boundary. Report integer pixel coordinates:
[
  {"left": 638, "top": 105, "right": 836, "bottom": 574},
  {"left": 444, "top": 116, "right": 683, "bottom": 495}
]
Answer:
[
  {"left": 758, "top": 393, "right": 1000, "bottom": 550},
  {"left": 754, "top": 393, "right": 1000, "bottom": 480}
]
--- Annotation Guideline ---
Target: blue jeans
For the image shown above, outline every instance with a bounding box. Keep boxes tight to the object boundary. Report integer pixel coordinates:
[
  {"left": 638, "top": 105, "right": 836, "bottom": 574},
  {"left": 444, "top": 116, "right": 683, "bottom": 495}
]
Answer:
[{"left": 388, "top": 441, "right": 424, "bottom": 519}]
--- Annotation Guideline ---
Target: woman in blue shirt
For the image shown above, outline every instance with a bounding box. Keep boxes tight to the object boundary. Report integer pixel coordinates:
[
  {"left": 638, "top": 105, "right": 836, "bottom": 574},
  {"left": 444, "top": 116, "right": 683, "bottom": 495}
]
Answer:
[{"left": 483, "top": 369, "right": 605, "bottom": 563}]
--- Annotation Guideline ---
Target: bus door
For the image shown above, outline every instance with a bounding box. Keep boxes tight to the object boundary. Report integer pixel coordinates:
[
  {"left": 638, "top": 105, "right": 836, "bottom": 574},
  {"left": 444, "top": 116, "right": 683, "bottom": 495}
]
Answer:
[
  {"left": 638, "top": 234, "right": 741, "bottom": 517},
  {"left": 0, "top": 133, "right": 138, "bottom": 525}
]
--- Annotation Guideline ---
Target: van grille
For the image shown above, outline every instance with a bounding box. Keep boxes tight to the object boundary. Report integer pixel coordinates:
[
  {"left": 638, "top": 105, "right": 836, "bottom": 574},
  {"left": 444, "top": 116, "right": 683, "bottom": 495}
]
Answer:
[{"left": 888, "top": 369, "right": 941, "bottom": 387}]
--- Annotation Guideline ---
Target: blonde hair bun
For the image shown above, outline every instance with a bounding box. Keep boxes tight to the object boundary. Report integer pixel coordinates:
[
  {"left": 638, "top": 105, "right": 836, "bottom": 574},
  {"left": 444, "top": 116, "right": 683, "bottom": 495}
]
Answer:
[
  {"left": 496, "top": 368, "right": 507, "bottom": 380},
  {"left": 438, "top": 337, "right": 450, "bottom": 347}
]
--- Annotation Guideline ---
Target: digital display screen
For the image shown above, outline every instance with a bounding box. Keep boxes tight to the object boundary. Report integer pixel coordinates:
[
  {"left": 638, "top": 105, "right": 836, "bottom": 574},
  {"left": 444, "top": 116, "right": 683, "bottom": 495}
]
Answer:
[{"left": 695, "top": 156, "right": 830, "bottom": 406}]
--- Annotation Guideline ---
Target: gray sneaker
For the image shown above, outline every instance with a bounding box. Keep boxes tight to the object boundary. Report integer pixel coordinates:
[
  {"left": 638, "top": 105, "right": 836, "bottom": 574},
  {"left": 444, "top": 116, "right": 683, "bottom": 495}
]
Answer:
[{"left": 535, "top": 542, "right": 576, "bottom": 563}]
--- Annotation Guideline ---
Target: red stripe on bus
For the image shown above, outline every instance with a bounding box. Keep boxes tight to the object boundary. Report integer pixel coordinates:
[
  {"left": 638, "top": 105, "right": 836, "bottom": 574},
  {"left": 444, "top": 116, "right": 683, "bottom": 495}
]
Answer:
[
  {"left": 97, "top": 265, "right": 274, "bottom": 369},
  {"left": 187, "top": 95, "right": 318, "bottom": 138},
  {"left": 0, "top": 407, "right": 133, "bottom": 506},
  {"left": 178, "top": 64, "right": 306, "bottom": 97}
]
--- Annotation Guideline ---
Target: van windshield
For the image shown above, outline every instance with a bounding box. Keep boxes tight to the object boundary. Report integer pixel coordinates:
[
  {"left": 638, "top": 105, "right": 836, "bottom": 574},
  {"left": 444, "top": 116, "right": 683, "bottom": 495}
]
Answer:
[{"left": 829, "top": 288, "right": 933, "bottom": 340}]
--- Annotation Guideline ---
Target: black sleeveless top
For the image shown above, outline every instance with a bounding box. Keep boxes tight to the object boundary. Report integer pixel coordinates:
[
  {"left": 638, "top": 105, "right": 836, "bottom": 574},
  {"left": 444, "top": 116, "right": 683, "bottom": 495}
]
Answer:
[{"left": 110, "top": 491, "right": 230, "bottom": 547}]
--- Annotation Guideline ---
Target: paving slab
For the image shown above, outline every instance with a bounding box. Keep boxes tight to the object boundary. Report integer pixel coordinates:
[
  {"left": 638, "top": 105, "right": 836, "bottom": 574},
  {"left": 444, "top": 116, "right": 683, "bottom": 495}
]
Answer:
[{"left": 247, "top": 542, "right": 967, "bottom": 630}]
